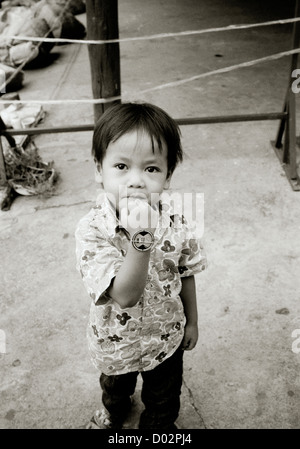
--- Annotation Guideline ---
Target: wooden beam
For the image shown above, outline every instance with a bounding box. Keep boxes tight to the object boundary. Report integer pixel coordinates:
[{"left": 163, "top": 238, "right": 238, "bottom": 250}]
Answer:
[
  {"left": 275, "top": 0, "right": 300, "bottom": 150},
  {"left": 86, "top": 0, "right": 121, "bottom": 122},
  {"left": 0, "top": 137, "right": 7, "bottom": 185},
  {"left": 175, "top": 112, "right": 287, "bottom": 126},
  {"left": 3, "top": 112, "right": 287, "bottom": 137},
  {"left": 273, "top": 0, "right": 300, "bottom": 189}
]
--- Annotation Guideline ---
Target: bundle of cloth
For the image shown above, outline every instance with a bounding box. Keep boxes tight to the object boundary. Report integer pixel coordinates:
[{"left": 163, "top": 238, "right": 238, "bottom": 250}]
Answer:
[{"left": 0, "top": 0, "right": 86, "bottom": 68}]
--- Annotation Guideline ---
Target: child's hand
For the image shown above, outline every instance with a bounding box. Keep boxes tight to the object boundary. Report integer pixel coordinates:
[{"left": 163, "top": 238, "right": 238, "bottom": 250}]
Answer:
[
  {"left": 119, "top": 198, "right": 159, "bottom": 237},
  {"left": 181, "top": 322, "right": 198, "bottom": 350}
]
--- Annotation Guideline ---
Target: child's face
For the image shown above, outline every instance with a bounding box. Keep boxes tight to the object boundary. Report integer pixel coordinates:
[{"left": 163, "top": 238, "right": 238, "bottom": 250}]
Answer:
[{"left": 96, "top": 129, "right": 171, "bottom": 212}]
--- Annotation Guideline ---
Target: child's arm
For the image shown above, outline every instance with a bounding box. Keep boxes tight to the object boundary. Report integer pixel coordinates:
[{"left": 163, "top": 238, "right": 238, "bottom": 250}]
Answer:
[
  {"left": 107, "top": 200, "right": 158, "bottom": 309},
  {"left": 180, "top": 275, "right": 199, "bottom": 350},
  {"left": 107, "top": 244, "right": 151, "bottom": 308}
]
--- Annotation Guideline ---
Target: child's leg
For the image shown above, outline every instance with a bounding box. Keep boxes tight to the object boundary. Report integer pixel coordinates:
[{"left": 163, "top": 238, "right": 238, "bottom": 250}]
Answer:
[
  {"left": 100, "top": 371, "right": 138, "bottom": 425},
  {"left": 139, "top": 347, "right": 184, "bottom": 429}
]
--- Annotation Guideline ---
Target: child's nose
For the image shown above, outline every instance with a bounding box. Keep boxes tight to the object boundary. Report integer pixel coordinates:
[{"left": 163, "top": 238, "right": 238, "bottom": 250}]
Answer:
[{"left": 128, "top": 169, "right": 145, "bottom": 188}]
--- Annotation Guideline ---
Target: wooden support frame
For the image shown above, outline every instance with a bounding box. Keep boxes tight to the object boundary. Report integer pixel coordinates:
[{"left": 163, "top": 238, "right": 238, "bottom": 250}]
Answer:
[
  {"left": 0, "top": 137, "right": 7, "bottom": 186},
  {"left": 86, "top": 0, "right": 121, "bottom": 122},
  {"left": 0, "top": 110, "right": 292, "bottom": 191},
  {"left": 272, "top": 0, "right": 300, "bottom": 191},
  {"left": 1, "top": 2, "right": 300, "bottom": 194}
]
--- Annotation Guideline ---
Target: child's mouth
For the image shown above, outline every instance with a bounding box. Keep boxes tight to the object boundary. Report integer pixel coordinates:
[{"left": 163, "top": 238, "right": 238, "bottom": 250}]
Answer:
[{"left": 127, "top": 194, "right": 148, "bottom": 200}]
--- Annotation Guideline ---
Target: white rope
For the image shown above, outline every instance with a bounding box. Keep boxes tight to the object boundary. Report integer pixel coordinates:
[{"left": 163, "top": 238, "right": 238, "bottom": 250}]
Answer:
[
  {"left": 5, "top": 17, "right": 300, "bottom": 45},
  {"left": 0, "top": 47, "right": 299, "bottom": 105},
  {"left": 139, "top": 48, "right": 300, "bottom": 93}
]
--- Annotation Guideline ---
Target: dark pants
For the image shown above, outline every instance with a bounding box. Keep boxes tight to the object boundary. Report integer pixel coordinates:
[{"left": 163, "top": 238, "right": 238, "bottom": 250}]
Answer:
[{"left": 100, "top": 346, "right": 184, "bottom": 429}]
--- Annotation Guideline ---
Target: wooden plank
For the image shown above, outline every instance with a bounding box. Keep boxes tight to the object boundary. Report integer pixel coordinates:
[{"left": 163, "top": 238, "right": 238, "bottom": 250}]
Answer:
[
  {"left": 271, "top": 141, "right": 300, "bottom": 191},
  {"left": 4, "top": 112, "right": 287, "bottom": 136},
  {"left": 176, "top": 112, "right": 287, "bottom": 126},
  {"left": 287, "top": 90, "right": 297, "bottom": 179},
  {"left": 0, "top": 136, "right": 7, "bottom": 185},
  {"left": 275, "top": 0, "right": 300, "bottom": 149},
  {"left": 86, "top": 0, "right": 121, "bottom": 122}
]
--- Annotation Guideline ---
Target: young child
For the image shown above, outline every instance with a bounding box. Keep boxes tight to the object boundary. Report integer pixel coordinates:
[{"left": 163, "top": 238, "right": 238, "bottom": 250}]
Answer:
[{"left": 75, "top": 102, "right": 207, "bottom": 430}]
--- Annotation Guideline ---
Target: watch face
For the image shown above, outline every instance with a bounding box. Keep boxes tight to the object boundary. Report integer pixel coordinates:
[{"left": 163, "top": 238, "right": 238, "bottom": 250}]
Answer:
[{"left": 132, "top": 230, "right": 154, "bottom": 251}]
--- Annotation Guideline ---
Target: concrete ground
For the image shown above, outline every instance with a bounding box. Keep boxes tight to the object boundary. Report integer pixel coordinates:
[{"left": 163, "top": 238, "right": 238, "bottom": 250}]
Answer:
[{"left": 1, "top": 0, "right": 300, "bottom": 430}]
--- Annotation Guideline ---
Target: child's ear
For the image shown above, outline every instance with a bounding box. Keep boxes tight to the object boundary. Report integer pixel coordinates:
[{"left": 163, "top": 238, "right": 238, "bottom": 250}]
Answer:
[
  {"left": 95, "top": 163, "right": 103, "bottom": 184},
  {"left": 164, "top": 174, "right": 172, "bottom": 190}
]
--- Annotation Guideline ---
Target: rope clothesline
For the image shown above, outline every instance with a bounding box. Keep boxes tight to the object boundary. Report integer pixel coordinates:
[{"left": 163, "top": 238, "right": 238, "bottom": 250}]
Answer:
[
  {"left": 4, "top": 16, "right": 300, "bottom": 45},
  {"left": 0, "top": 47, "right": 299, "bottom": 105}
]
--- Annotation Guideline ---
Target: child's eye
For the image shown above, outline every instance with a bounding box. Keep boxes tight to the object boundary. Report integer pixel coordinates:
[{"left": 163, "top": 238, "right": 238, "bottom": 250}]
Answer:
[
  {"left": 146, "top": 166, "right": 160, "bottom": 173},
  {"left": 115, "top": 164, "right": 127, "bottom": 170}
]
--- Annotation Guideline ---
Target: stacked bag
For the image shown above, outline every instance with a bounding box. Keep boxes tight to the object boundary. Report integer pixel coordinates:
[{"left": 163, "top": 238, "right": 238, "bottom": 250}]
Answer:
[{"left": 0, "top": 0, "right": 86, "bottom": 90}]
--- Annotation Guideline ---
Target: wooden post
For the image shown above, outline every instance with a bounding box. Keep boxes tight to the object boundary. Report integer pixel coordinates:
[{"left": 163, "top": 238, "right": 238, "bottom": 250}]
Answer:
[
  {"left": 0, "top": 136, "right": 7, "bottom": 185},
  {"left": 273, "top": 0, "right": 300, "bottom": 189},
  {"left": 86, "top": 0, "right": 121, "bottom": 123},
  {"left": 275, "top": 0, "right": 300, "bottom": 173}
]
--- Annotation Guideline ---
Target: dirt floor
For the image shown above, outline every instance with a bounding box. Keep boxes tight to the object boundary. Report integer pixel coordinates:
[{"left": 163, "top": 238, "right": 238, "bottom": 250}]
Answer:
[{"left": 1, "top": 0, "right": 300, "bottom": 430}]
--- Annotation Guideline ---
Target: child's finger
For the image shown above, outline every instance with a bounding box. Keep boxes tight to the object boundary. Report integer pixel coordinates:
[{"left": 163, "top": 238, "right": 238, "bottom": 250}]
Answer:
[
  {"left": 181, "top": 337, "right": 190, "bottom": 350},
  {"left": 182, "top": 337, "right": 197, "bottom": 351}
]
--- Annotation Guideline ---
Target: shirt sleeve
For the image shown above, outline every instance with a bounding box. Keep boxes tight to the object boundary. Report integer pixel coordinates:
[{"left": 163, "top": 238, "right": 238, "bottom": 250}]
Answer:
[
  {"left": 178, "top": 222, "right": 207, "bottom": 277},
  {"left": 75, "top": 210, "right": 124, "bottom": 304}
]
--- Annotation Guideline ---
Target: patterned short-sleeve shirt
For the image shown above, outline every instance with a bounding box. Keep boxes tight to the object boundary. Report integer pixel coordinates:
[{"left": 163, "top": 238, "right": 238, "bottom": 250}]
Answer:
[{"left": 75, "top": 192, "right": 207, "bottom": 375}]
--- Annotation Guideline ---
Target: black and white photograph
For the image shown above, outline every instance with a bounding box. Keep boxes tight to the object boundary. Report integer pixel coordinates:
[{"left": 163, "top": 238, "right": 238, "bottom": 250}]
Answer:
[{"left": 0, "top": 0, "right": 300, "bottom": 437}]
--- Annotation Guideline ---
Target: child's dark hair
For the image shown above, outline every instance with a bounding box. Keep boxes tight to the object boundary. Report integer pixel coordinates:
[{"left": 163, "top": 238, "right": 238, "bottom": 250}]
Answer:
[{"left": 92, "top": 102, "right": 183, "bottom": 176}]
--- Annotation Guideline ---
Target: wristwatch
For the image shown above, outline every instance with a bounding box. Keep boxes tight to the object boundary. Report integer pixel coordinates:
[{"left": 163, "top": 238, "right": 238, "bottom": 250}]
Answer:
[{"left": 131, "top": 230, "right": 154, "bottom": 251}]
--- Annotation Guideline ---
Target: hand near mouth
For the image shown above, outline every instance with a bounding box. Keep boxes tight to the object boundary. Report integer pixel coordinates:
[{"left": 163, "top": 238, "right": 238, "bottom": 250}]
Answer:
[{"left": 119, "top": 198, "right": 159, "bottom": 236}]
